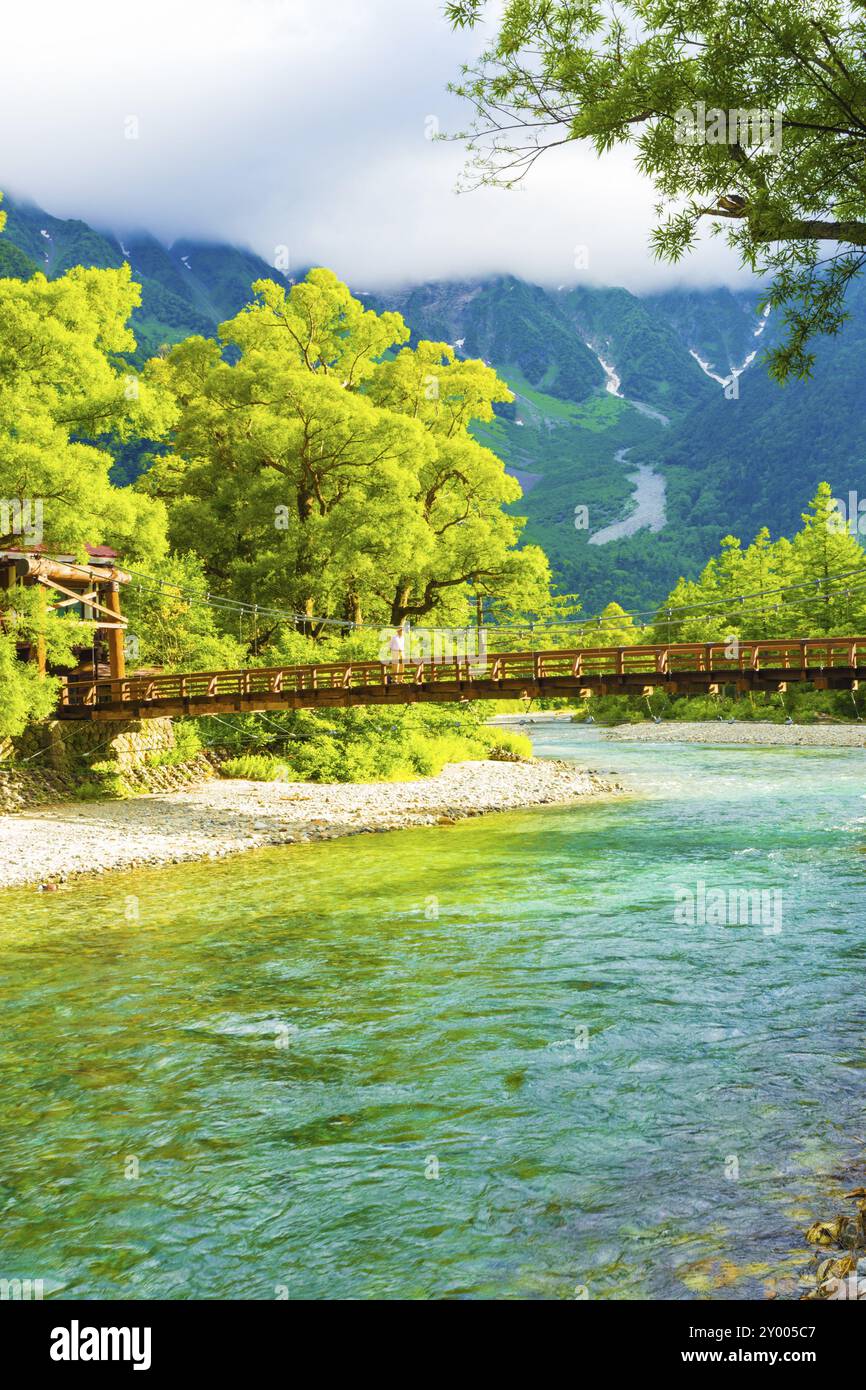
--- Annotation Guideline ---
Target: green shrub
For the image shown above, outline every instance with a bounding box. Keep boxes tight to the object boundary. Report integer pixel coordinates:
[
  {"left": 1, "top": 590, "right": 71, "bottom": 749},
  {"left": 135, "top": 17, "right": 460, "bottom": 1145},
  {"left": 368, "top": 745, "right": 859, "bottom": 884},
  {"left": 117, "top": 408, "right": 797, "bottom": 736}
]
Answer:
[
  {"left": 85, "top": 760, "right": 135, "bottom": 799},
  {"left": 199, "top": 700, "right": 538, "bottom": 785},
  {"left": 147, "top": 720, "right": 203, "bottom": 767},
  {"left": 73, "top": 780, "right": 111, "bottom": 802},
  {"left": 340, "top": 740, "right": 395, "bottom": 782},
  {"left": 475, "top": 727, "right": 533, "bottom": 760},
  {"left": 401, "top": 733, "right": 472, "bottom": 776},
  {"left": 567, "top": 684, "right": 866, "bottom": 725},
  {"left": 173, "top": 721, "right": 202, "bottom": 758},
  {"left": 288, "top": 736, "right": 346, "bottom": 782},
  {"left": 219, "top": 754, "right": 290, "bottom": 781}
]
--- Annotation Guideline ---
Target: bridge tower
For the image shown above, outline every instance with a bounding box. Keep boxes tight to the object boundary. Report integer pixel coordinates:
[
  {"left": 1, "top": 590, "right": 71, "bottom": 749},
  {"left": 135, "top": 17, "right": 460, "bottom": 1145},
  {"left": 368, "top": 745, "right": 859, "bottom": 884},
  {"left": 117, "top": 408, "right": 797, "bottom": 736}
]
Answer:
[{"left": 0, "top": 545, "right": 130, "bottom": 681}]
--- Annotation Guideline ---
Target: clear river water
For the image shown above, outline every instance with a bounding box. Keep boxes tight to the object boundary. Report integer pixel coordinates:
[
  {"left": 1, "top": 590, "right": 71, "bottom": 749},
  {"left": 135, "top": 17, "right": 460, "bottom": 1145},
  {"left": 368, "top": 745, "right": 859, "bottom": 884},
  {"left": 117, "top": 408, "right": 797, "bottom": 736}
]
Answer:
[{"left": 2, "top": 727, "right": 865, "bottom": 1300}]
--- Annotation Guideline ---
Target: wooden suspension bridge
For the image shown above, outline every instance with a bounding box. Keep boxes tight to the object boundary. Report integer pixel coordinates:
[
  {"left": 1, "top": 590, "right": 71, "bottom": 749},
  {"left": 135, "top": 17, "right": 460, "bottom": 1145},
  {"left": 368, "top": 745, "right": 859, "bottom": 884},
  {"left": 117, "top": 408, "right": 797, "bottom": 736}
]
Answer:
[{"left": 56, "top": 637, "right": 866, "bottom": 721}]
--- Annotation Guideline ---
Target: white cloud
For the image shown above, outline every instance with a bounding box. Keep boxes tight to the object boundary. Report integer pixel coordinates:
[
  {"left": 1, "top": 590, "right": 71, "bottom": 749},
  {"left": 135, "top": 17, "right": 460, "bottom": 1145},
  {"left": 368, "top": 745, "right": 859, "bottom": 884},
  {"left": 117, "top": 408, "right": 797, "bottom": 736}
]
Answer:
[{"left": 0, "top": 0, "right": 753, "bottom": 291}]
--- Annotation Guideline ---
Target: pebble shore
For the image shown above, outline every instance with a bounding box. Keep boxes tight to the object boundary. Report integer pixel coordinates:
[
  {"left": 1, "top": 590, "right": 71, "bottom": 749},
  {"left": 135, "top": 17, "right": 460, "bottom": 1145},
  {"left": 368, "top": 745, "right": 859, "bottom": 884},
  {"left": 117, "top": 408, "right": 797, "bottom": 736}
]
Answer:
[
  {"left": 0, "top": 759, "right": 620, "bottom": 892},
  {"left": 601, "top": 720, "right": 866, "bottom": 748}
]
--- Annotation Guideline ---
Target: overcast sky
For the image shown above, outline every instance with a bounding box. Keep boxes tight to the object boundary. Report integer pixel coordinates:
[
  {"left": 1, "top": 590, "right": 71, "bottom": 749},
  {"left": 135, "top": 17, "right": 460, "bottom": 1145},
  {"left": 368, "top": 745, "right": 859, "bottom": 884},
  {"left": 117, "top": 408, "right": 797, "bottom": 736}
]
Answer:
[{"left": 0, "top": 0, "right": 752, "bottom": 291}]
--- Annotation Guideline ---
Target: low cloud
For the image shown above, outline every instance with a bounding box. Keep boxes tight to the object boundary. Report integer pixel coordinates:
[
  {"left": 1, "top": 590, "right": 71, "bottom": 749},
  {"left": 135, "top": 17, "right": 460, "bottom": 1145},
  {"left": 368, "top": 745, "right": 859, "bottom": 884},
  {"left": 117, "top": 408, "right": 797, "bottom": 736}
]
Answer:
[{"left": 0, "top": 0, "right": 753, "bottom": 291}]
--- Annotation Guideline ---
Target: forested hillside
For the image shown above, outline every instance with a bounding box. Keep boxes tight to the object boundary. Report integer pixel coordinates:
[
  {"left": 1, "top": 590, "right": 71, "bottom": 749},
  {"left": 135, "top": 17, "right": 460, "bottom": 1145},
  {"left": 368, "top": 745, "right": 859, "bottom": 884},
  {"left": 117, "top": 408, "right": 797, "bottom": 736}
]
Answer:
[
  {"left": 649, "top": 276, "right": 866, "bottom": 556},
  {"left": 0, "top": 194, "right": 282, "bottom": 363},
  {"left": 2, "top": 190, "right": 864, "bottom": 614}
]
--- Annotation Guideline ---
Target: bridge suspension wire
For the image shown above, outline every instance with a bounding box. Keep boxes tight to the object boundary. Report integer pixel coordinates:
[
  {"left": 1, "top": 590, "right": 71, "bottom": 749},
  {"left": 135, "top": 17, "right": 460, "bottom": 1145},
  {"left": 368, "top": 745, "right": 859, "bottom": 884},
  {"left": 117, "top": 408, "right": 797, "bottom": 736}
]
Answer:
[
  {"left": 54, "top": 560, "right": 360, "bottom": 632},
  {"left": 486, "top": 567, "right": 866, "bottom": 632},
  {"left": 523, "top": 575, "right": 866, "bottom": 638},
  {"left": 485, "top": 577, "right": 866, "bottom": 642},
  {"left": 50, "top": 558, "right": 866, "bottom": 639},
  {"left": 127, "top": 566, "right": 866, "bottom": 640}
]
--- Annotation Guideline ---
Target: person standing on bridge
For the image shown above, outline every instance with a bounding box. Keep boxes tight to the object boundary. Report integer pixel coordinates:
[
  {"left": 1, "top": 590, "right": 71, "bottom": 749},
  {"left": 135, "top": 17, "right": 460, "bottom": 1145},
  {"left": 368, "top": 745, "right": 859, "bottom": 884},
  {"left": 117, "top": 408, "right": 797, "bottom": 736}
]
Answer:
[{"left": 389, "top": 624, "right": 406, "bottom": 680}]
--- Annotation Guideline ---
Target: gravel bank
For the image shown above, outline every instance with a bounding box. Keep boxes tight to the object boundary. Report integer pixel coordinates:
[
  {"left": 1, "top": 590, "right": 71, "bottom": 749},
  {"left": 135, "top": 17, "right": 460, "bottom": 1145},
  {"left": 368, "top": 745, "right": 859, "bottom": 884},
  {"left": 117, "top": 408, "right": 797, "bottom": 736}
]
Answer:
[
  {"left": 0, "top": 759, "right": 620, "bottom": 892},
  {"left": 601, "top": 720, "right": 866, "bottom": 747}
]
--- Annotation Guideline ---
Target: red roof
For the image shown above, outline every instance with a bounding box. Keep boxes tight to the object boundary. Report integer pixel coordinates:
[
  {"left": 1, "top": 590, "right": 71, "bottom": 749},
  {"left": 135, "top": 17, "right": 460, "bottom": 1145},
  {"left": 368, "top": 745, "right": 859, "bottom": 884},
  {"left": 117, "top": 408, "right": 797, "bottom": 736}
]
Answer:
[{"left": 1, "top": 543, "right": 119, "bottom": 559}]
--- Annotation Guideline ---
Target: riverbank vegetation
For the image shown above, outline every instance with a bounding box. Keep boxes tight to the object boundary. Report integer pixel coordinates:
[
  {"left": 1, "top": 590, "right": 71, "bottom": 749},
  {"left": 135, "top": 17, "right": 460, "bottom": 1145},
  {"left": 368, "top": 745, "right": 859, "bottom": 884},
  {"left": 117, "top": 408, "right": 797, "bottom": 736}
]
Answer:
[
  {"left": 572, "top": 686, "right": 866, "bottom": 728},
  {"left": 215, "top": 712, "right": 531, "bottom": 785}
]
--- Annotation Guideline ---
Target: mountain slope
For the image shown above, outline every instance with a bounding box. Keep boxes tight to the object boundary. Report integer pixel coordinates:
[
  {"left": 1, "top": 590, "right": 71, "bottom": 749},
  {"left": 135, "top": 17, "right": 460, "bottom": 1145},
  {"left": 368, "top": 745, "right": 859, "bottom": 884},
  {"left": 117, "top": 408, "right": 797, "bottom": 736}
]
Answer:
[
  {"left": 0, "top": 194, "right": 284, "bottom": 363},
  {"left": 644, "top": 286, "right": 772, "bottom": 380},
  {"left": 555, "top": 284, "right": 715, "bottom": 411},
  {"left": 648, "top": 276, "right": 866, "bottom": 555},
  {"left": 368, "top": 277, "right": 607, "bottom": 403}
]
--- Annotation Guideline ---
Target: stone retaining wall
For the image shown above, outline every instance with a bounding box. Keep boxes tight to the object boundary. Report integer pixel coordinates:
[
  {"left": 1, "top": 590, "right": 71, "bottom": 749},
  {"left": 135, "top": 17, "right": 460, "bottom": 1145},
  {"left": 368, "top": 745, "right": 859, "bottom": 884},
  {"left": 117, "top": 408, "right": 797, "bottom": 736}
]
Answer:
[
  {"left": 13, "top": 717, "right": 177, "bottom": 773},
  {"left": 120, "top": 753, "right": 215, "bottom": 795},
  {"left": 0, "top": 718, "right": 213, "bottom": 813}
]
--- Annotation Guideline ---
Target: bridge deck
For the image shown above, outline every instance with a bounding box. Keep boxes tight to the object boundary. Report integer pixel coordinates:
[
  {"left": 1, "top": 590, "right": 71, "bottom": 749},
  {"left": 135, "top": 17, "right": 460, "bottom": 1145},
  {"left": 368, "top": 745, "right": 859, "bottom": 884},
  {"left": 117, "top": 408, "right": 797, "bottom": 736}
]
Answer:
[{"left": 55, "top": 637, "right": 866, "bottom": 721}]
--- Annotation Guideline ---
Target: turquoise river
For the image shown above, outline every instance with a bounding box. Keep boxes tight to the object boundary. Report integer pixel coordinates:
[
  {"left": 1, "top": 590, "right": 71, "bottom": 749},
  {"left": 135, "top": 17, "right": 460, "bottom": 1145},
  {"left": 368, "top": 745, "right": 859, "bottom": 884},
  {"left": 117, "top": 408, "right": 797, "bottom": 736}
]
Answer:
[{"left": 1, "top": 726, "right": 865, "bottom": 1299}]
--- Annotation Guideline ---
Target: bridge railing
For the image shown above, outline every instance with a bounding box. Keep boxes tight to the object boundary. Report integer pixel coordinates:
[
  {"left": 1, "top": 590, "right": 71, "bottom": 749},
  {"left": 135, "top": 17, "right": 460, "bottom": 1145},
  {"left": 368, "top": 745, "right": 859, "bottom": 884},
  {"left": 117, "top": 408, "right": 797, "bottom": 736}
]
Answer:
[{"left": 57, "top": 637, "right": 866, "bottom": 710}]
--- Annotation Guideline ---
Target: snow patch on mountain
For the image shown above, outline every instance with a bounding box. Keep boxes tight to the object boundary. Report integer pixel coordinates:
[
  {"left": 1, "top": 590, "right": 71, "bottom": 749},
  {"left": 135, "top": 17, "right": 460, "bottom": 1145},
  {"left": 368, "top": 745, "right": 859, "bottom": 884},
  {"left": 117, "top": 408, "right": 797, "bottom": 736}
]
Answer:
[
  {"left": 689, "top": 306, "right": 770, "bottom": 387},
  {"left": 597, "top": 353, "right": 623, "bottom": 398},
  {"left": 754, "top": 305, "right": 771, "bottom": 337}
]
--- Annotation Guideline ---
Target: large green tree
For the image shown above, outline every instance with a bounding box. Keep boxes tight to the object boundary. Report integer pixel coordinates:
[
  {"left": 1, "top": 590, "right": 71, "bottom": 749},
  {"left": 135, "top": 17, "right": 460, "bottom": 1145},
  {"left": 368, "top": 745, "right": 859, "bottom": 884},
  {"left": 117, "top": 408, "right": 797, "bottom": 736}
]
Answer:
[
  {"left": 0, "top": 191, "right": 171, "bottom": 735},
  {"left": 0, "top": 254, "right": 171, "bottom": 553},
  {"left": 447, "top": 0, "right": 866, "bottom": 379},
  {"left": 143, "top": 269, "right": 554, "bottom": 638}
]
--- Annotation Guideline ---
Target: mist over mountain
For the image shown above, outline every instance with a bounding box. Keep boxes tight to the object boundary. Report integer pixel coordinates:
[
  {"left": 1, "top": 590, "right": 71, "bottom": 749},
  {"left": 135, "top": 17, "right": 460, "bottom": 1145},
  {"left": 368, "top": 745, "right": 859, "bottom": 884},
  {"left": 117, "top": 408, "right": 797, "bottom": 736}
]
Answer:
[{"left": 3, "top": 191, "right": 863, "bottom": 615}]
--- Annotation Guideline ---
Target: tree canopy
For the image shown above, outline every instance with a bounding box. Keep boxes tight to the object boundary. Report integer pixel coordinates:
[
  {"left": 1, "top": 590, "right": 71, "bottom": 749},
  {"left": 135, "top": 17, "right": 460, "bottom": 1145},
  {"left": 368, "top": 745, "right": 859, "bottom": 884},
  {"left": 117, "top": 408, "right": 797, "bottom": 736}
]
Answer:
[
  {"left": 446, "top": 0, "right": 866, "bottom": 379},
  {"left": 0, "top": 191, "right": 172, "bottom": 735},
  {"left": 141, "top": 268, "right": 554, "bottom": 637},
  {"left": 649, "top": 482, "right": 866, "bottom": 641},
  {"left": 0, "top": 233, "right": 171, "bottom": 557}
]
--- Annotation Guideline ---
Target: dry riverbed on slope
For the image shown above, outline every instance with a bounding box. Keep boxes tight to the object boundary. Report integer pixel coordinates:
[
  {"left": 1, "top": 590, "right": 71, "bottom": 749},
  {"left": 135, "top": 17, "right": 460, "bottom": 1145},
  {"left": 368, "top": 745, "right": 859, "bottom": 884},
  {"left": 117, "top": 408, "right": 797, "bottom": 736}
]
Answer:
[{"left": 0, "top": 759, "right": 621, "bottom": 891}]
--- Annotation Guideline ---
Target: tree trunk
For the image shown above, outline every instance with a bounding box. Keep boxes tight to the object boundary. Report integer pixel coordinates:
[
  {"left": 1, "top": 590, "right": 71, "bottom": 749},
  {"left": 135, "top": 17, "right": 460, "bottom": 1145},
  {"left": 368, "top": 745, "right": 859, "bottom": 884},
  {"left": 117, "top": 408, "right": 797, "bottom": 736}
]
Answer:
[
  {"left": 294, "top": 487, "right": 317, "bottom": 634},
  {"left": 390, "top": 582, "right": 412, "bottom": 627}
]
